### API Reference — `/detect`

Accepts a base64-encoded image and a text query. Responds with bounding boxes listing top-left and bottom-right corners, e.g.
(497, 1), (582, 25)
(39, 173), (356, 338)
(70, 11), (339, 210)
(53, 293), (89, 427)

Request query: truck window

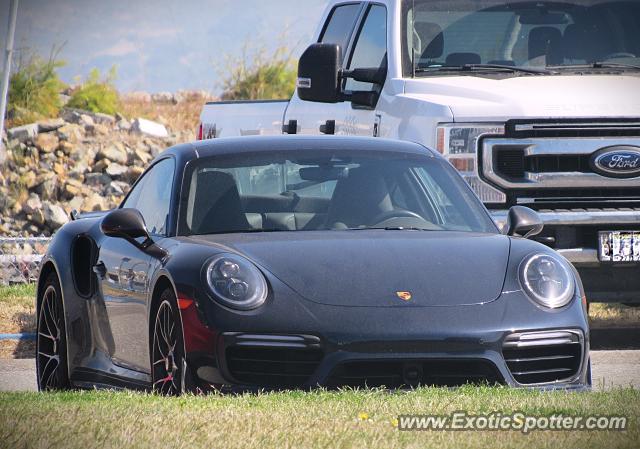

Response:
(319, 3), (362, 61)
(345, 4), (387, 92)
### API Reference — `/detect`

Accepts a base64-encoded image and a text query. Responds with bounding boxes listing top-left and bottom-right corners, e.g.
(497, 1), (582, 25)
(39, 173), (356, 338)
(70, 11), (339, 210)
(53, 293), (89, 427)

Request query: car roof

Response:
(160, 136), (438, 162)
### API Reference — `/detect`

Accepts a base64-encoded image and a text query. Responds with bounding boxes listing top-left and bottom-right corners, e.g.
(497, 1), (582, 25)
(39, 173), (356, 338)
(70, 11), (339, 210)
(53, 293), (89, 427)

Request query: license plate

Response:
(598, 231), (640, 262)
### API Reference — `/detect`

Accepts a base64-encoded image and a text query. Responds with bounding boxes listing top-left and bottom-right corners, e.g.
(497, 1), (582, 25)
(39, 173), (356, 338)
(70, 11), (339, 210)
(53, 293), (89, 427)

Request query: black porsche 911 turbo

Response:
(35, 136), (590, 394)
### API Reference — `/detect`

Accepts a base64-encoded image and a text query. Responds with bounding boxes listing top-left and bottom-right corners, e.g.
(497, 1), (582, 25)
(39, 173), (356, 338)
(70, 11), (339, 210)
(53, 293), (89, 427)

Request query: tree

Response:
(220, 44), (297, 101)
(67, 67), (120, 115)
(8, 50), (66, 125)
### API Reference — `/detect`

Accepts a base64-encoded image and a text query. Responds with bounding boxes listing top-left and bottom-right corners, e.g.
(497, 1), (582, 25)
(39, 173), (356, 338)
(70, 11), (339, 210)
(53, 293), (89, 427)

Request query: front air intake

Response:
(502, 330), (583, 385)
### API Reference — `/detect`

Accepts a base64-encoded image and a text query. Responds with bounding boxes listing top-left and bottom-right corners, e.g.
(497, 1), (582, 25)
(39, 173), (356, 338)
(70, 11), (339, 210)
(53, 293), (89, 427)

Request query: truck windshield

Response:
(180, 151), (497, 235)
(403, 0), (640, 75)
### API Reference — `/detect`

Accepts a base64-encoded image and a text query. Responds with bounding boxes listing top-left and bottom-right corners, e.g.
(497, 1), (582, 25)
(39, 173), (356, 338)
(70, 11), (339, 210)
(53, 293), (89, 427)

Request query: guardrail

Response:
(0, 237), (50, 285)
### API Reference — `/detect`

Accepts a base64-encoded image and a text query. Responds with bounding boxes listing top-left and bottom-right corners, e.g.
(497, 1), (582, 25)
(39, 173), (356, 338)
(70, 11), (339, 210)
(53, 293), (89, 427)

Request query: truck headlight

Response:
(436, 124), (504, 155)
(519, 253), (575, 309)
(436, 123), (506, 204)
(205, 254), (268, 310)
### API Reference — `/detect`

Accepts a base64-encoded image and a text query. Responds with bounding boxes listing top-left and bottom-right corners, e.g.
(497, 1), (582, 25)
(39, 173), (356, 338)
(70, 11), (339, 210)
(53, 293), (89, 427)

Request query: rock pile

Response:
(1, 107), (192, 236)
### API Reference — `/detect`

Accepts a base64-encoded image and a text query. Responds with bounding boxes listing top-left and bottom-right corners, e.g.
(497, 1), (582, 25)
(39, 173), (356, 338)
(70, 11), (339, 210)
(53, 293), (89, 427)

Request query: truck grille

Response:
(502, 331), (583, 385)
(482, 120), (640, 207)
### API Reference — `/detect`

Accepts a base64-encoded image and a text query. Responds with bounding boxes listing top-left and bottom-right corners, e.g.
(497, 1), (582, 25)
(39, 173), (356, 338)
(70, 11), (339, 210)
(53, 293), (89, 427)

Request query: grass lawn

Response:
(0, 387), (638, 449)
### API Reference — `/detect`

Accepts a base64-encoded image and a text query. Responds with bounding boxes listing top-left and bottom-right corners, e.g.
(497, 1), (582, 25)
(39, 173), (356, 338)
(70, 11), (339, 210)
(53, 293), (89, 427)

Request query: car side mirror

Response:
(101, 208), (151, 246)
(297, 43), (343, 103)
(506, 206), (544, 238)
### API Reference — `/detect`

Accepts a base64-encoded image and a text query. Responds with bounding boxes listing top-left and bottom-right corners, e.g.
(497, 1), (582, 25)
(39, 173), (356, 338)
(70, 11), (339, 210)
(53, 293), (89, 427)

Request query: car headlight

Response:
(518, 253), (575, 309)
(205, 254), (268, 310)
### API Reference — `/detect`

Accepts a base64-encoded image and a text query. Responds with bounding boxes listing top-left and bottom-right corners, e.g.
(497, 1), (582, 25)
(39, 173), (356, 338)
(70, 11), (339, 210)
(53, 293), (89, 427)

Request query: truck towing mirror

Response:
(297, 43), (343, 103)
(506, 206), (544, 238)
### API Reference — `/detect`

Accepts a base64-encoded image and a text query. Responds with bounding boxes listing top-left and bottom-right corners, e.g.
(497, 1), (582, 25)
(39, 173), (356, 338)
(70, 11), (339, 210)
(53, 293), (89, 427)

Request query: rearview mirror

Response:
(297, 43), (343, 103)
(101, 208), (151, 244)
(506, 206), (544, 238)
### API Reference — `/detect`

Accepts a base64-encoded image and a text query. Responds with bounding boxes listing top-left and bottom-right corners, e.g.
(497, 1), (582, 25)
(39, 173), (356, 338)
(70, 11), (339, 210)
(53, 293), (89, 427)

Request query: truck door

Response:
(285, 2), (370, 136)
(338, 3), (388, 137)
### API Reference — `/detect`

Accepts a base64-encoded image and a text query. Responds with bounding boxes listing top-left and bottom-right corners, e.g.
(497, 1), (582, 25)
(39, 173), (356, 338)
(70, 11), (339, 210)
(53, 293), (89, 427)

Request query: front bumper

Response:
(491, 208), (640, 303)
(184, 291), (590, 391)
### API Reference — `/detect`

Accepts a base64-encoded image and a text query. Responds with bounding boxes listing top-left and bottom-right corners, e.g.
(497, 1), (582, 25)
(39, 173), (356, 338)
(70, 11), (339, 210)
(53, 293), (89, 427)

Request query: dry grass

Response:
(0, 387), (638, 449)
(589, 303), (640, 329)
(119, 97), (205, 135)
(0, 284), (36, 358)
(0, 284), (36, 334)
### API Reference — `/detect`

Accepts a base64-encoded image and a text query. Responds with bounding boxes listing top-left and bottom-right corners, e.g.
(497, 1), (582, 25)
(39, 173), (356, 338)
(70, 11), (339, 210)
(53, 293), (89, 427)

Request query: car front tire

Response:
(151, 289), (186, 395)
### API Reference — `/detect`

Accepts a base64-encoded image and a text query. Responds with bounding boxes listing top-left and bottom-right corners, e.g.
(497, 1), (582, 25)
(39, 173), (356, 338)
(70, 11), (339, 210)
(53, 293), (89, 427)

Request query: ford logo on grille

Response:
(590, 146), (640, 178)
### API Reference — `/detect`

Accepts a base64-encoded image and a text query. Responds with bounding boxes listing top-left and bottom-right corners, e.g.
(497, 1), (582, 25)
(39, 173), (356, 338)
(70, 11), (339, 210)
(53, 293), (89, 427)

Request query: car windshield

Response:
(179, 151), (497, 235)
(403, 0), (640, 75)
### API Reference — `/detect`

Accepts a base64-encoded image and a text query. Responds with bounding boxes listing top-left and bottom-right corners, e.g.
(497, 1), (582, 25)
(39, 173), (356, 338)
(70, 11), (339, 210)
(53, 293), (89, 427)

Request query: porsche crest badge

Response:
(396, 291), (412, 301)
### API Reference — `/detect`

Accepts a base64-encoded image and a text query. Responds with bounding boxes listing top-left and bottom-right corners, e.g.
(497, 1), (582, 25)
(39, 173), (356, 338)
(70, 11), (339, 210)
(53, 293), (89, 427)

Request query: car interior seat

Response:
(192, 171), (250, 234)
(325, 166), (393, 229)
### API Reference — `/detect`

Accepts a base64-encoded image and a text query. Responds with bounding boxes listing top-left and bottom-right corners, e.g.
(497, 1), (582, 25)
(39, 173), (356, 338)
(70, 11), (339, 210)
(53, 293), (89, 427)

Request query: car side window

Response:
(345, 4), (387, 92)
(122, 158), (175, 236)
(319, 3), (362, 61)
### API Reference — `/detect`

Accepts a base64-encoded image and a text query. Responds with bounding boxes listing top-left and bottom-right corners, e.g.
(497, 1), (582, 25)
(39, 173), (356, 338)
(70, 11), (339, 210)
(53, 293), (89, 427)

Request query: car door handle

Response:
(93, 262), (107, 279)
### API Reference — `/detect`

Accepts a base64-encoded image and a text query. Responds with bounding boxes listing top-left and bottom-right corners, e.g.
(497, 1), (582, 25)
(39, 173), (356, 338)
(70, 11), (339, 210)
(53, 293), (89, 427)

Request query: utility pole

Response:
(0, 0), (19, 160)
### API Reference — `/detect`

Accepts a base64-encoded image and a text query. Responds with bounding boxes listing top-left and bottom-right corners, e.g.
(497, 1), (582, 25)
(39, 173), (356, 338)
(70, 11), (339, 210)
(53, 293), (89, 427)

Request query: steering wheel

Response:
(602, 52), (636, 60)
(370, 209), (425, 226)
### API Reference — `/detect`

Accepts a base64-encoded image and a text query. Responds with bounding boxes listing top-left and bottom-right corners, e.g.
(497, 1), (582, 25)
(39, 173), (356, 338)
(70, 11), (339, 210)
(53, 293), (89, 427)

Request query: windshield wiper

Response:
(547, 62), (640, 71)
(416, 64), (555, 75)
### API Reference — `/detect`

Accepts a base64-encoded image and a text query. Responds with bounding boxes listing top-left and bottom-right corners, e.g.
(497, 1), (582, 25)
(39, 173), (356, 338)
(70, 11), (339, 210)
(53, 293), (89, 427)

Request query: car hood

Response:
(403, 74), (640, 121)
(189, 231), (510, 307)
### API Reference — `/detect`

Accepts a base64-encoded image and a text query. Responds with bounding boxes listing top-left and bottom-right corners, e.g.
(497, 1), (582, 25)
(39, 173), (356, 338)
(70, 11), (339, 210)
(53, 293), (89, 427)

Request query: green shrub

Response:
(220, 45), (297, 100)
(8, 54), (66, 125)
(67, 67), (120, 115)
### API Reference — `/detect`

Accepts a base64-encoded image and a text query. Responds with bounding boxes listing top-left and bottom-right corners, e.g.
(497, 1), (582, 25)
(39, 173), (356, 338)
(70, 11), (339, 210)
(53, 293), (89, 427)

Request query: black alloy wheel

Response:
(151, 289), (185, 395)
(36, 273), (70, 390)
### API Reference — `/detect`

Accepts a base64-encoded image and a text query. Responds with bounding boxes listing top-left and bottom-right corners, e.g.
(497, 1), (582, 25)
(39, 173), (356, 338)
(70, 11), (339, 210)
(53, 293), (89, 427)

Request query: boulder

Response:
(87, 123), (110, 136)
(82, 192), (107, 211)
(37, 118), (66, 133)
(116, 119), (131, 131)
(22, 194), (42, 215)
(43, 202), (69, 229)
(57, 124), (84, 142)
(21, 171), (38, 189)
(85, 172), (112, 187)
(79, 114), (95, 127)
(92, 112), (116, 125)
(131, 118), (168, 138)
(106, 163), (127, 178)
(35, 133), (60, 153)
(107, 181), (130, 196)
(97, 143), (128, 164)
(126, 166), (145, 182)
(7, 123), (38, 143)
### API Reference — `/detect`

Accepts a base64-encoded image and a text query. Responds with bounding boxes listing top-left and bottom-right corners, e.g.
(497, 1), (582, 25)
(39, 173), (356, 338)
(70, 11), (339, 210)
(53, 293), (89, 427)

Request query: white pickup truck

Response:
(199, 0), (640, 304)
